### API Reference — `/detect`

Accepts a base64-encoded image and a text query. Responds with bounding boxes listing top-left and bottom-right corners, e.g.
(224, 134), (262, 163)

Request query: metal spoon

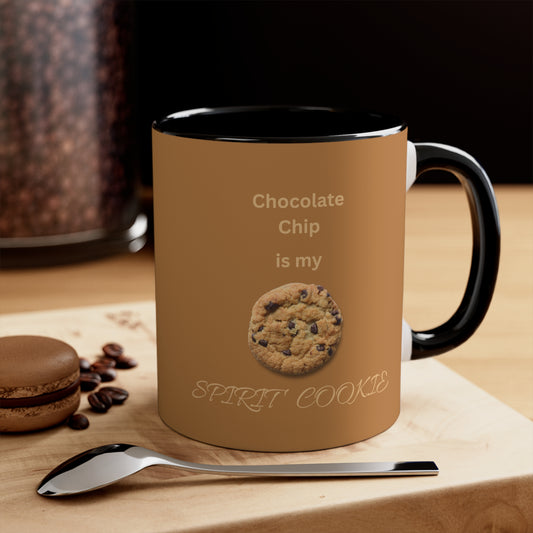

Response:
(37, 443), (438, 497)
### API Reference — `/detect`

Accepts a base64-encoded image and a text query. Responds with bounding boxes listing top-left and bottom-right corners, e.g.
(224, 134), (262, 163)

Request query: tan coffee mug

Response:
(152, 106), (500, 451)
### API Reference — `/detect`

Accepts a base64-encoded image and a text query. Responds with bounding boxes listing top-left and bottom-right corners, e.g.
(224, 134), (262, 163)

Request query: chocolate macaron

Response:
(0, 335), (80, 432)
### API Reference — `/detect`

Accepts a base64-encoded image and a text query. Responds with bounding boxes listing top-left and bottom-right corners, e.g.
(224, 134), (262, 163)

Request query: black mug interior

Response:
(153, 106), (406, 143)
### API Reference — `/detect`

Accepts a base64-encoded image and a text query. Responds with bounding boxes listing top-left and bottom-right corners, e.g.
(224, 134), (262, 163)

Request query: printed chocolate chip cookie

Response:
(248, 282), (342, 376)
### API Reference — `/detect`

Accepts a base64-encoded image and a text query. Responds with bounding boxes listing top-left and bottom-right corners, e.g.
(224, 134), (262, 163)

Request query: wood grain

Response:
(1, 184), (531, 419)
(0, 301), (532, 532)
(404, 185), (533, 419)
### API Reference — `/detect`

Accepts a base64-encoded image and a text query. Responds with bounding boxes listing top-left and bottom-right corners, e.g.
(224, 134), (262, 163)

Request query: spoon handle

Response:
(163, 458), (439, 477)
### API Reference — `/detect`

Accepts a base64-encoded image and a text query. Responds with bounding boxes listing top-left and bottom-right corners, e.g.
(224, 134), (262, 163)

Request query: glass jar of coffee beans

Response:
(0, 0), (146, 267)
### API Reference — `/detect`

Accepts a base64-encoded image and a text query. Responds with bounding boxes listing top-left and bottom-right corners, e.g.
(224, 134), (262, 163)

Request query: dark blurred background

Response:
(0, 0), (530, 266)
(132, 0), (532, 185)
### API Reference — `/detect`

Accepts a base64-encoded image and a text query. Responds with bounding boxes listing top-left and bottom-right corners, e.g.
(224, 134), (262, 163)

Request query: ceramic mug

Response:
(152, 106), (500, 451)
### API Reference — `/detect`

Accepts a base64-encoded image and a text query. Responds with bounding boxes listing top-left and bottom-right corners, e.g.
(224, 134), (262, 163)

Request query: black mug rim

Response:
(152, 105), (406, 143)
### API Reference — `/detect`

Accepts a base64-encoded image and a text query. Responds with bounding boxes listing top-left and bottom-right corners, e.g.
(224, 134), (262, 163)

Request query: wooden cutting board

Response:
(1, 301), (532, 532)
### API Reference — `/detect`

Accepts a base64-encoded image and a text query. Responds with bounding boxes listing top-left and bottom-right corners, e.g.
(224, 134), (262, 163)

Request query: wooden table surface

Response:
(1, 184), (532, 532)
(2, 184), (532, 419)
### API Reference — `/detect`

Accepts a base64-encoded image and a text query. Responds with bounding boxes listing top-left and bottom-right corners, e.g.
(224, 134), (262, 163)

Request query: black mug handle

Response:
(409, 143), (501, 359)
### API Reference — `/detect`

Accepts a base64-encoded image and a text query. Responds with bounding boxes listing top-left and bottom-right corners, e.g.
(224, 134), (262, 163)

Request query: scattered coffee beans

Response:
(98, 356), (117, 368)
(79, 357), (91, 372)
(115, 354), (138, 369)
(99, 386), (129, 405)
(90, 363), (117, 382)
(90, 361), (110, 372)
(70, 342), (135, 428)
(88, 391), (109, 413)
(96, 390), (113, 410)
(68, 413), (90, 430)
(100, 368), (117, 382)
(80, 372), (102, 392)
(102, 343), (124, 358)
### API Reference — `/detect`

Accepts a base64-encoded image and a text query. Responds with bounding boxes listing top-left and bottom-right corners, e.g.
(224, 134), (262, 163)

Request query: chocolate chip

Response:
(335, 317), (342, 325)
(310, 323), (318, 334)
(102, 342), (124, 358)
(316, 344), (325, 351)
(99, 386), (129, 404)
(317, 285), (324, 293)
(80, 372), (102, 391)
(300, 289), (308, 299)
(88, 391), (109, 413)
(115, 354), (138, 369)
(331, 309), (339, 316)
(259, 339), (268, 347)
(258, 326), (264, 332)
(288, 321), (295, 329)
(68, 413), (89, 430)
(282, 349), (292, 356)
(328, 347), (334, 356)
(251, 334), (257, 343)
(264, 301), (280, 313)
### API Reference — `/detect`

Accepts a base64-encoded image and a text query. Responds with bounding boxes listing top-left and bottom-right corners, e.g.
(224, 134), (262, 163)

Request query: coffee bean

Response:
(98, 367), (117, 382)
(97, 356), (117, 368)
(102, 342), (124, 358)
(68, 413), (90, 430)
(100, 386), (129, 404)
(96, 390), (113, 410)
(80, 372), (102, 391)
(91, 362), (117, 382)
(79, 357), (91, 372)
(90, 361), (106, 371)
(88, 392), (109, 413)
(115, 355), (138, 369)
